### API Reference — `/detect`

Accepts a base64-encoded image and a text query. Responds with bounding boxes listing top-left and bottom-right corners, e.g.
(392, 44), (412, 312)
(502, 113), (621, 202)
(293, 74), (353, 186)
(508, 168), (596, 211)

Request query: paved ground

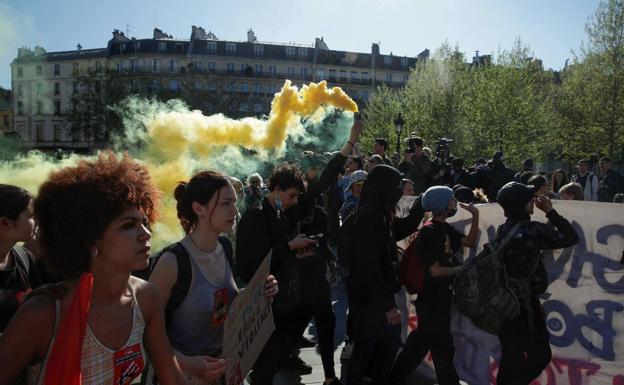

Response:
(245, 287), (439, 385)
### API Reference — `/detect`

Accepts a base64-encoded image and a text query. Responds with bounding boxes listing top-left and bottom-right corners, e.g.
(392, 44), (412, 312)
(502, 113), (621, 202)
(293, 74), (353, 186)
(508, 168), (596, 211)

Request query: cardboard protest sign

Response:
(223, 252), (274, 385)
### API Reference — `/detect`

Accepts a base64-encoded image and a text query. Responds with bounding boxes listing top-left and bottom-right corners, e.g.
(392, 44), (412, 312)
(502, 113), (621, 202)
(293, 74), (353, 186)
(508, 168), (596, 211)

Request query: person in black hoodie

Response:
(495, 182), (579, 385)
(237, 121), (363, 385)
(342, 165), (424, 385)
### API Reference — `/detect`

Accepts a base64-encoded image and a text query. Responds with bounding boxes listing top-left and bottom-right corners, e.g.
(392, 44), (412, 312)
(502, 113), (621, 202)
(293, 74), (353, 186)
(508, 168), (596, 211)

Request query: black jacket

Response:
(345, 166), (424, 313)
(235, 152), (348, 282)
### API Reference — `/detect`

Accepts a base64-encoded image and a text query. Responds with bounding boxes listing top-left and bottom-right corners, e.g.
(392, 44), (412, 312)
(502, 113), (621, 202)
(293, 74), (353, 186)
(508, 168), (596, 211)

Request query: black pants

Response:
(251, 304), (312, 384)
(347, 306), (401, 385)
(305, 276), (337, 379)
(497, 303), (552, 385)
(390, 300), (460, 385)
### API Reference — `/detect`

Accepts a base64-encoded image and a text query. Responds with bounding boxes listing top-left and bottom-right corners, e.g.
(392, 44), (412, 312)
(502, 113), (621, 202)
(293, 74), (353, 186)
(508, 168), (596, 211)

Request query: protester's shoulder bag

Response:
(398, 221), (433, 295)
(452, 221), (527, 335)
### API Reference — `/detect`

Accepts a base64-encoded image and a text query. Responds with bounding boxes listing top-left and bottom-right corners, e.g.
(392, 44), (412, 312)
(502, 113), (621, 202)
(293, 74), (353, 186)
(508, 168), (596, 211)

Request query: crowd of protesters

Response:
(0, 120), (622, 385)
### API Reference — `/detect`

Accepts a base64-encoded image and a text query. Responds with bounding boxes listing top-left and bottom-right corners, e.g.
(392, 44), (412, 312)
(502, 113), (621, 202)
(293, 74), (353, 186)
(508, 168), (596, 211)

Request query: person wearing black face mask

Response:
(342, 165), (425, 385)
(390, 186), (479, 385)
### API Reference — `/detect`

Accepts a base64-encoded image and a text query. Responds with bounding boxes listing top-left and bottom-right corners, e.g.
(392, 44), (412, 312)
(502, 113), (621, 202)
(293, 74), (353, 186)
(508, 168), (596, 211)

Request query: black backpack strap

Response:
(163, 242), (192, 330)
(218, 236), (234, 268)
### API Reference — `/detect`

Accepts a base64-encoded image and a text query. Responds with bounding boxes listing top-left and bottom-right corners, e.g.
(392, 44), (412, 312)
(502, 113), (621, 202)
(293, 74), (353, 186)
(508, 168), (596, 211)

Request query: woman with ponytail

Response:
(149, 171), (278, 384)
(0, 152), (189, 385)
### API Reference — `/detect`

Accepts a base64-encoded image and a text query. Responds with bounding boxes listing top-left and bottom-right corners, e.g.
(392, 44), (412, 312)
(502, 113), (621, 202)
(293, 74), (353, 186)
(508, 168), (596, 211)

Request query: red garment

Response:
(44, 273), (93, 385)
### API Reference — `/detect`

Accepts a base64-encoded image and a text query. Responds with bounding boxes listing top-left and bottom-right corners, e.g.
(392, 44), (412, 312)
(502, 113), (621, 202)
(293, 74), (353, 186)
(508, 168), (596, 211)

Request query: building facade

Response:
(11, 26), (428, 151)
(0, 88), (12, 136)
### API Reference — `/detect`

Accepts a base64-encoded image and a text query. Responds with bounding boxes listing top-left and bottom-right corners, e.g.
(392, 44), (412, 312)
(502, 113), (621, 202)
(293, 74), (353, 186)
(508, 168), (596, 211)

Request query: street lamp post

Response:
(394, 113), (405, 154)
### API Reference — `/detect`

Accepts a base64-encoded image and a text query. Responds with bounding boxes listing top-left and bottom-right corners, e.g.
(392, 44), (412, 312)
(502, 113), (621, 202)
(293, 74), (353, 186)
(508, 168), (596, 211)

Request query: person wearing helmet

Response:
(495, 182), (579, 385)
(390, 186), (479, 385)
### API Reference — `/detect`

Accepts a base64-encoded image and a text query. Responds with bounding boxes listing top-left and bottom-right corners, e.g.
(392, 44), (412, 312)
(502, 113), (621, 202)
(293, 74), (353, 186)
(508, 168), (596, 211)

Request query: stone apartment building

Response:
(11, 26), (428, 151)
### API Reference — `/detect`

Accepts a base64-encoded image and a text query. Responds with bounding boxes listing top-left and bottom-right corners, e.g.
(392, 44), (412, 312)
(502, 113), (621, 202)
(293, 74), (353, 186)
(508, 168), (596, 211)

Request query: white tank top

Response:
(27, 286), (146, 385)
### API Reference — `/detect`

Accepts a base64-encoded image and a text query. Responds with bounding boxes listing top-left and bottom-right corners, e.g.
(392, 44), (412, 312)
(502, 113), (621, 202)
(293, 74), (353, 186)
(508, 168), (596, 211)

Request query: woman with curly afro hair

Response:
(0, 152), (192, 385)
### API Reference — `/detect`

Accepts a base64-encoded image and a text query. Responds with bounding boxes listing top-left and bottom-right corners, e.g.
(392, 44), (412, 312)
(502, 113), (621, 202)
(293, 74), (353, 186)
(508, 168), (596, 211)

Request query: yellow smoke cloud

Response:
(0, 80), (357, 249)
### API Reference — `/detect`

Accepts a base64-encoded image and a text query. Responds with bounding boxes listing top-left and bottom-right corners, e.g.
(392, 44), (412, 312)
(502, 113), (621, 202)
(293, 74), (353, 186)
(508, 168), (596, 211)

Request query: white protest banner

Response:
(437, 201), (624, 385)
(223, 252), (274, 385)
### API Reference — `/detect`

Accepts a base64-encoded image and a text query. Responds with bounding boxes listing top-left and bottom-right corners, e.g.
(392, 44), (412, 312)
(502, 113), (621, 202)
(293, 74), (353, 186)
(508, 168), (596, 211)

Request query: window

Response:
(53, 82), (60, 95)
(36, 100), (43, 115)
(153, 59), (161, 72)
(340, 70), (347, 81)
(36, 83), (42, 96)
(254, 83), (263, 95)
(159, 42), (167, 52)
(207, 62), (216, 72)
(268, 84), (276, 94)
(254, 44), (264, 56)
(17, 67), (23, 78)
(300, 67), (308, 78)
(226, 82), (236, 92)
(17, 85), (23, 97)
(268, 65), (277, 76)
(286, 47), (296, 57)
(226, 43), (236, 55)
(316, 69), (326, 80)
(329, 69), (336, 80)
(175, 44), (183, 54)
(227, 63), (235, 74)
(54, 100), (61, 115)
(130, 79), (139, 91)
(54, 64), (60, 76)
(207, 82), (217, 91)
(168, 79), (180, 91)
(240, 82), (249, 93)
(255, 64), (263, 75)
(36, 124), (44, 141)
(254, 103), (264, 113)
(195, 81), (203, 90)
(287, 66), (295, 76)
(169, 59), (177, 73)
(3, 115), (9, 128)
(36, 65), (42, 76)
(401, 58), (409, 68)
(384, 56), (392, 66)
(117, 61), (123, 73)
(361, 72), (369, 81)
(54, 124), (61, 141)
(193, 61), (203, 71)
(150, 79), (161, 92)
(298, 48), (308, 57)
(385, 74), (392, 83)
(207, 42), (217, 54)
(131, 59), (137, 72)
(240, 63), (248, 73)
(351, 71), (358, 81)
(17, 101), (23, 115)
(239, 103), (249, 113)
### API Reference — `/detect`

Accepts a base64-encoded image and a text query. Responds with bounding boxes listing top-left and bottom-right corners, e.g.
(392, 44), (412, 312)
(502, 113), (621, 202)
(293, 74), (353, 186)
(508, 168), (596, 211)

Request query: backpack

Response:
(132, 236), (234, 330)
(452, 222), (526, 335)
(398, 221), (433, 295)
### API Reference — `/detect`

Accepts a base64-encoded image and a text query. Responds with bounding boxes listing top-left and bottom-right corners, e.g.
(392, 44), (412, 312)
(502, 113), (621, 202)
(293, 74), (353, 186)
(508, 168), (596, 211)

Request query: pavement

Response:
(244, 286), (440, 385)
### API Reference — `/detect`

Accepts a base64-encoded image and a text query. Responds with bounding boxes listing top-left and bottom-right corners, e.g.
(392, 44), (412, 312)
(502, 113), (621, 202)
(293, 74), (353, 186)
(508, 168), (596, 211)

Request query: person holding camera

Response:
(431, 138), (455, 187)
(398, 135), (434, 195)
(237, 120), (363, 385)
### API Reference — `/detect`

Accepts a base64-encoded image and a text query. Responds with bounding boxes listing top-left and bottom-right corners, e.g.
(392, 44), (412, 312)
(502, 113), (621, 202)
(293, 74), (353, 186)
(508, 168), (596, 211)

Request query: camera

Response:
(435, 138), (454, 158)
(404, 132), (421, 154)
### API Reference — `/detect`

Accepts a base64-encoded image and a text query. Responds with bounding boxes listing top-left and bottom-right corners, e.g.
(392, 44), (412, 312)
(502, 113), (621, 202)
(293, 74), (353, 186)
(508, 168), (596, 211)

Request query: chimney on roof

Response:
(247, 29), (257, 43)
(315, 37), (329, 50)
(371, 43), (380, 55)
(153, 28), (170, 39)
(191, 26), (207, 40)
(112, 29), (130, 42)
(33, 46), (46, 56)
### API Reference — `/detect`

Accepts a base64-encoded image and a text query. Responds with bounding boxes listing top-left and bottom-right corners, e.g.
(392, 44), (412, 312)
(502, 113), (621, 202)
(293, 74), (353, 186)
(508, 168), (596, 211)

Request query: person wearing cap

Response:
(390, 186), (479, 385)
(572, 159), (599, 201)
(339, 170), (367, 221)
(488, 151), (515, 202)
(343, 165), (425, 385)
(373, 138), (393, 166)
(494, 182), (578, 385)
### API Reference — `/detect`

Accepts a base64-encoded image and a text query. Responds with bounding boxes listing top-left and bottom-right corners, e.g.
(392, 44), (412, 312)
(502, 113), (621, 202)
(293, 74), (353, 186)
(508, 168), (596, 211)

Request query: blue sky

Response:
(0, 0), (600, 89)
